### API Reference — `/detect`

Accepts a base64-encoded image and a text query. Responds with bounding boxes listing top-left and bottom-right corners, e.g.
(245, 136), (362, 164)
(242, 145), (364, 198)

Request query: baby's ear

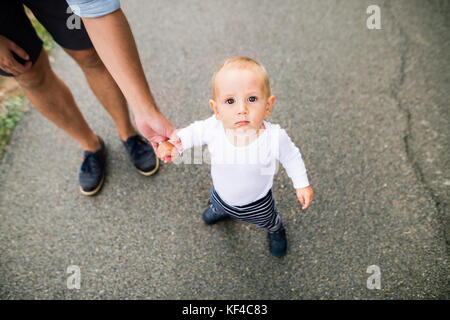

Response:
(209, 99), (220, 119)
(265, 95), (275, 117)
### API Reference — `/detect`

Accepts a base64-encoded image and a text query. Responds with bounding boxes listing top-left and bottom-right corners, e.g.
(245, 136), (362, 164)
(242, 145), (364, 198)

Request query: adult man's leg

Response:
(15, 48), (100, 152)
(1, 0), (107, 195)
(64, 47), (159, 176)
(63, 47), (135, 142)
(14, 48), (107, 195)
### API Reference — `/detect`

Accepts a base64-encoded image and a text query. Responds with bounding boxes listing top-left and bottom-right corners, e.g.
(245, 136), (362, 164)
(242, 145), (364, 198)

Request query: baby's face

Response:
(210, 67), (275, 132)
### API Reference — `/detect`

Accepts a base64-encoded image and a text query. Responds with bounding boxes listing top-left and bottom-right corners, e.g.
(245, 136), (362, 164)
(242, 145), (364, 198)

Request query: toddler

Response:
(158, 57), (314, 257)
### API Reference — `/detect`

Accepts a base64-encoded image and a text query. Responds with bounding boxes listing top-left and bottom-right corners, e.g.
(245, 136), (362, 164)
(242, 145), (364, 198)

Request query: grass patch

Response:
(30, 16), (54, 54)
(0, 94), (28, 158)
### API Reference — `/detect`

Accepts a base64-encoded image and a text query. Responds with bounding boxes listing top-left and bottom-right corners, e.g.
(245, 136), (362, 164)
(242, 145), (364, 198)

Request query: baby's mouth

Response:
(235, 120), (250, 127)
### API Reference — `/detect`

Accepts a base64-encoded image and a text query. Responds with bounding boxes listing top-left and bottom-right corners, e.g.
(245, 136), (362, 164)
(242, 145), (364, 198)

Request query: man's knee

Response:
(71, 48), (104, 70)
(15, 65), (51, 91)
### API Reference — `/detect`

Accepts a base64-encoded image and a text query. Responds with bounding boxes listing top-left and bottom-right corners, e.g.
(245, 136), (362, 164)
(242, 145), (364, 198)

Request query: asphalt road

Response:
(0, 0), (448, 299)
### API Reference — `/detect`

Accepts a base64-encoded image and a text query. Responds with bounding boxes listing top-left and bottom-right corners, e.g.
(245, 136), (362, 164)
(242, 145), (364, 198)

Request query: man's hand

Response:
(0, 35), (32, 76)
(296, 186), (314, 210)
(134, 109), (182, 159)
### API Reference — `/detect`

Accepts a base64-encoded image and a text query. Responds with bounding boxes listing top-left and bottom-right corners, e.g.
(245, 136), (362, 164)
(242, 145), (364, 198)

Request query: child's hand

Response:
(157, 141), (179, 163)
(296, 186), (314, 210)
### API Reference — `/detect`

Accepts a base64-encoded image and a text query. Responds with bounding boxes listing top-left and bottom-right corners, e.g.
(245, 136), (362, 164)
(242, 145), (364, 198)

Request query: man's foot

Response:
(268, 225), (287, 257)
(123, 134), (159, 176)
(79, 136), (106, 196)
(202, 206), (229, 225)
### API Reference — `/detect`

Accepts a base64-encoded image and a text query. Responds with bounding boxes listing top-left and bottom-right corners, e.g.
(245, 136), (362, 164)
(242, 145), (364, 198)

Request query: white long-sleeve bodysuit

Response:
(177, 116), (309, 206)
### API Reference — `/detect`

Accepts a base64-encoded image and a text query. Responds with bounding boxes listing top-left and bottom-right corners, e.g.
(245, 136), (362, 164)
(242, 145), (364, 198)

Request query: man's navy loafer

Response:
(123, 134), (159, 176)
(79, 137), (106, 196)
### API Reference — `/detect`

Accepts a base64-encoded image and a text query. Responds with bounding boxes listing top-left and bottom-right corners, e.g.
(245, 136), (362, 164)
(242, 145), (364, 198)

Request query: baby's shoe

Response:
(268, 225), (287, 257)
(202, 205), (229, 225)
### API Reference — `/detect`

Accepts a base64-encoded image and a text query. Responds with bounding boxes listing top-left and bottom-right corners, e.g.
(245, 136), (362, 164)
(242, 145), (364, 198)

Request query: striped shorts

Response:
(210, 187), (282, 232)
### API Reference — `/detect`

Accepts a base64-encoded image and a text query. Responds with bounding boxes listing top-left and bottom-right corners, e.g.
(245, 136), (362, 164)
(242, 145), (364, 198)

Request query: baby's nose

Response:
(237, 101), (249, 113)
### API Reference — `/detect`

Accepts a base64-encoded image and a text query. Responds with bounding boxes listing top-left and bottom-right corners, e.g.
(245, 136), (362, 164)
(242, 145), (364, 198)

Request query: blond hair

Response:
(212, 56), (271, 99)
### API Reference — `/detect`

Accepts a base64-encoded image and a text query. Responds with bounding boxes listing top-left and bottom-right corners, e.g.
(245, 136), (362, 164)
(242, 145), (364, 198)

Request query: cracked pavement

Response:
(0, 0), (448, 299)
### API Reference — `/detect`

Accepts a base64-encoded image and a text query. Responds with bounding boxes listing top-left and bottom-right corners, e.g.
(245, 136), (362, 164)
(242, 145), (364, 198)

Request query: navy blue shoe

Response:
(79, 137), (106, 196)
(268, 225), (287, 257)
(202, 206), (229, 225)
(123, 134), (159, 176)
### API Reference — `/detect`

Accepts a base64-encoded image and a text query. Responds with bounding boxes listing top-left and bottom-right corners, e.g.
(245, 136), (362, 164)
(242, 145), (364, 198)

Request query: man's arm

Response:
(66, 0), (180, 152)
(80, 9), (155, 117)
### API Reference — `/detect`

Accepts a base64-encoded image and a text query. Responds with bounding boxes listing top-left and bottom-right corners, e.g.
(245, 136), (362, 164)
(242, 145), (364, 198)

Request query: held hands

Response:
(134, 109), (182, 159)
(296, 186), (314, 210)
(157, 141), (180, 163)
(0, 35), (32, 76)
(156, 130), (182, 163)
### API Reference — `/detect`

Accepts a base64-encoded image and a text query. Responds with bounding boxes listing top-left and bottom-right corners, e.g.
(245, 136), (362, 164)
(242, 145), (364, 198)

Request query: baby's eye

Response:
(225, 98), (235, 104)
(248, 96), (257, 102)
